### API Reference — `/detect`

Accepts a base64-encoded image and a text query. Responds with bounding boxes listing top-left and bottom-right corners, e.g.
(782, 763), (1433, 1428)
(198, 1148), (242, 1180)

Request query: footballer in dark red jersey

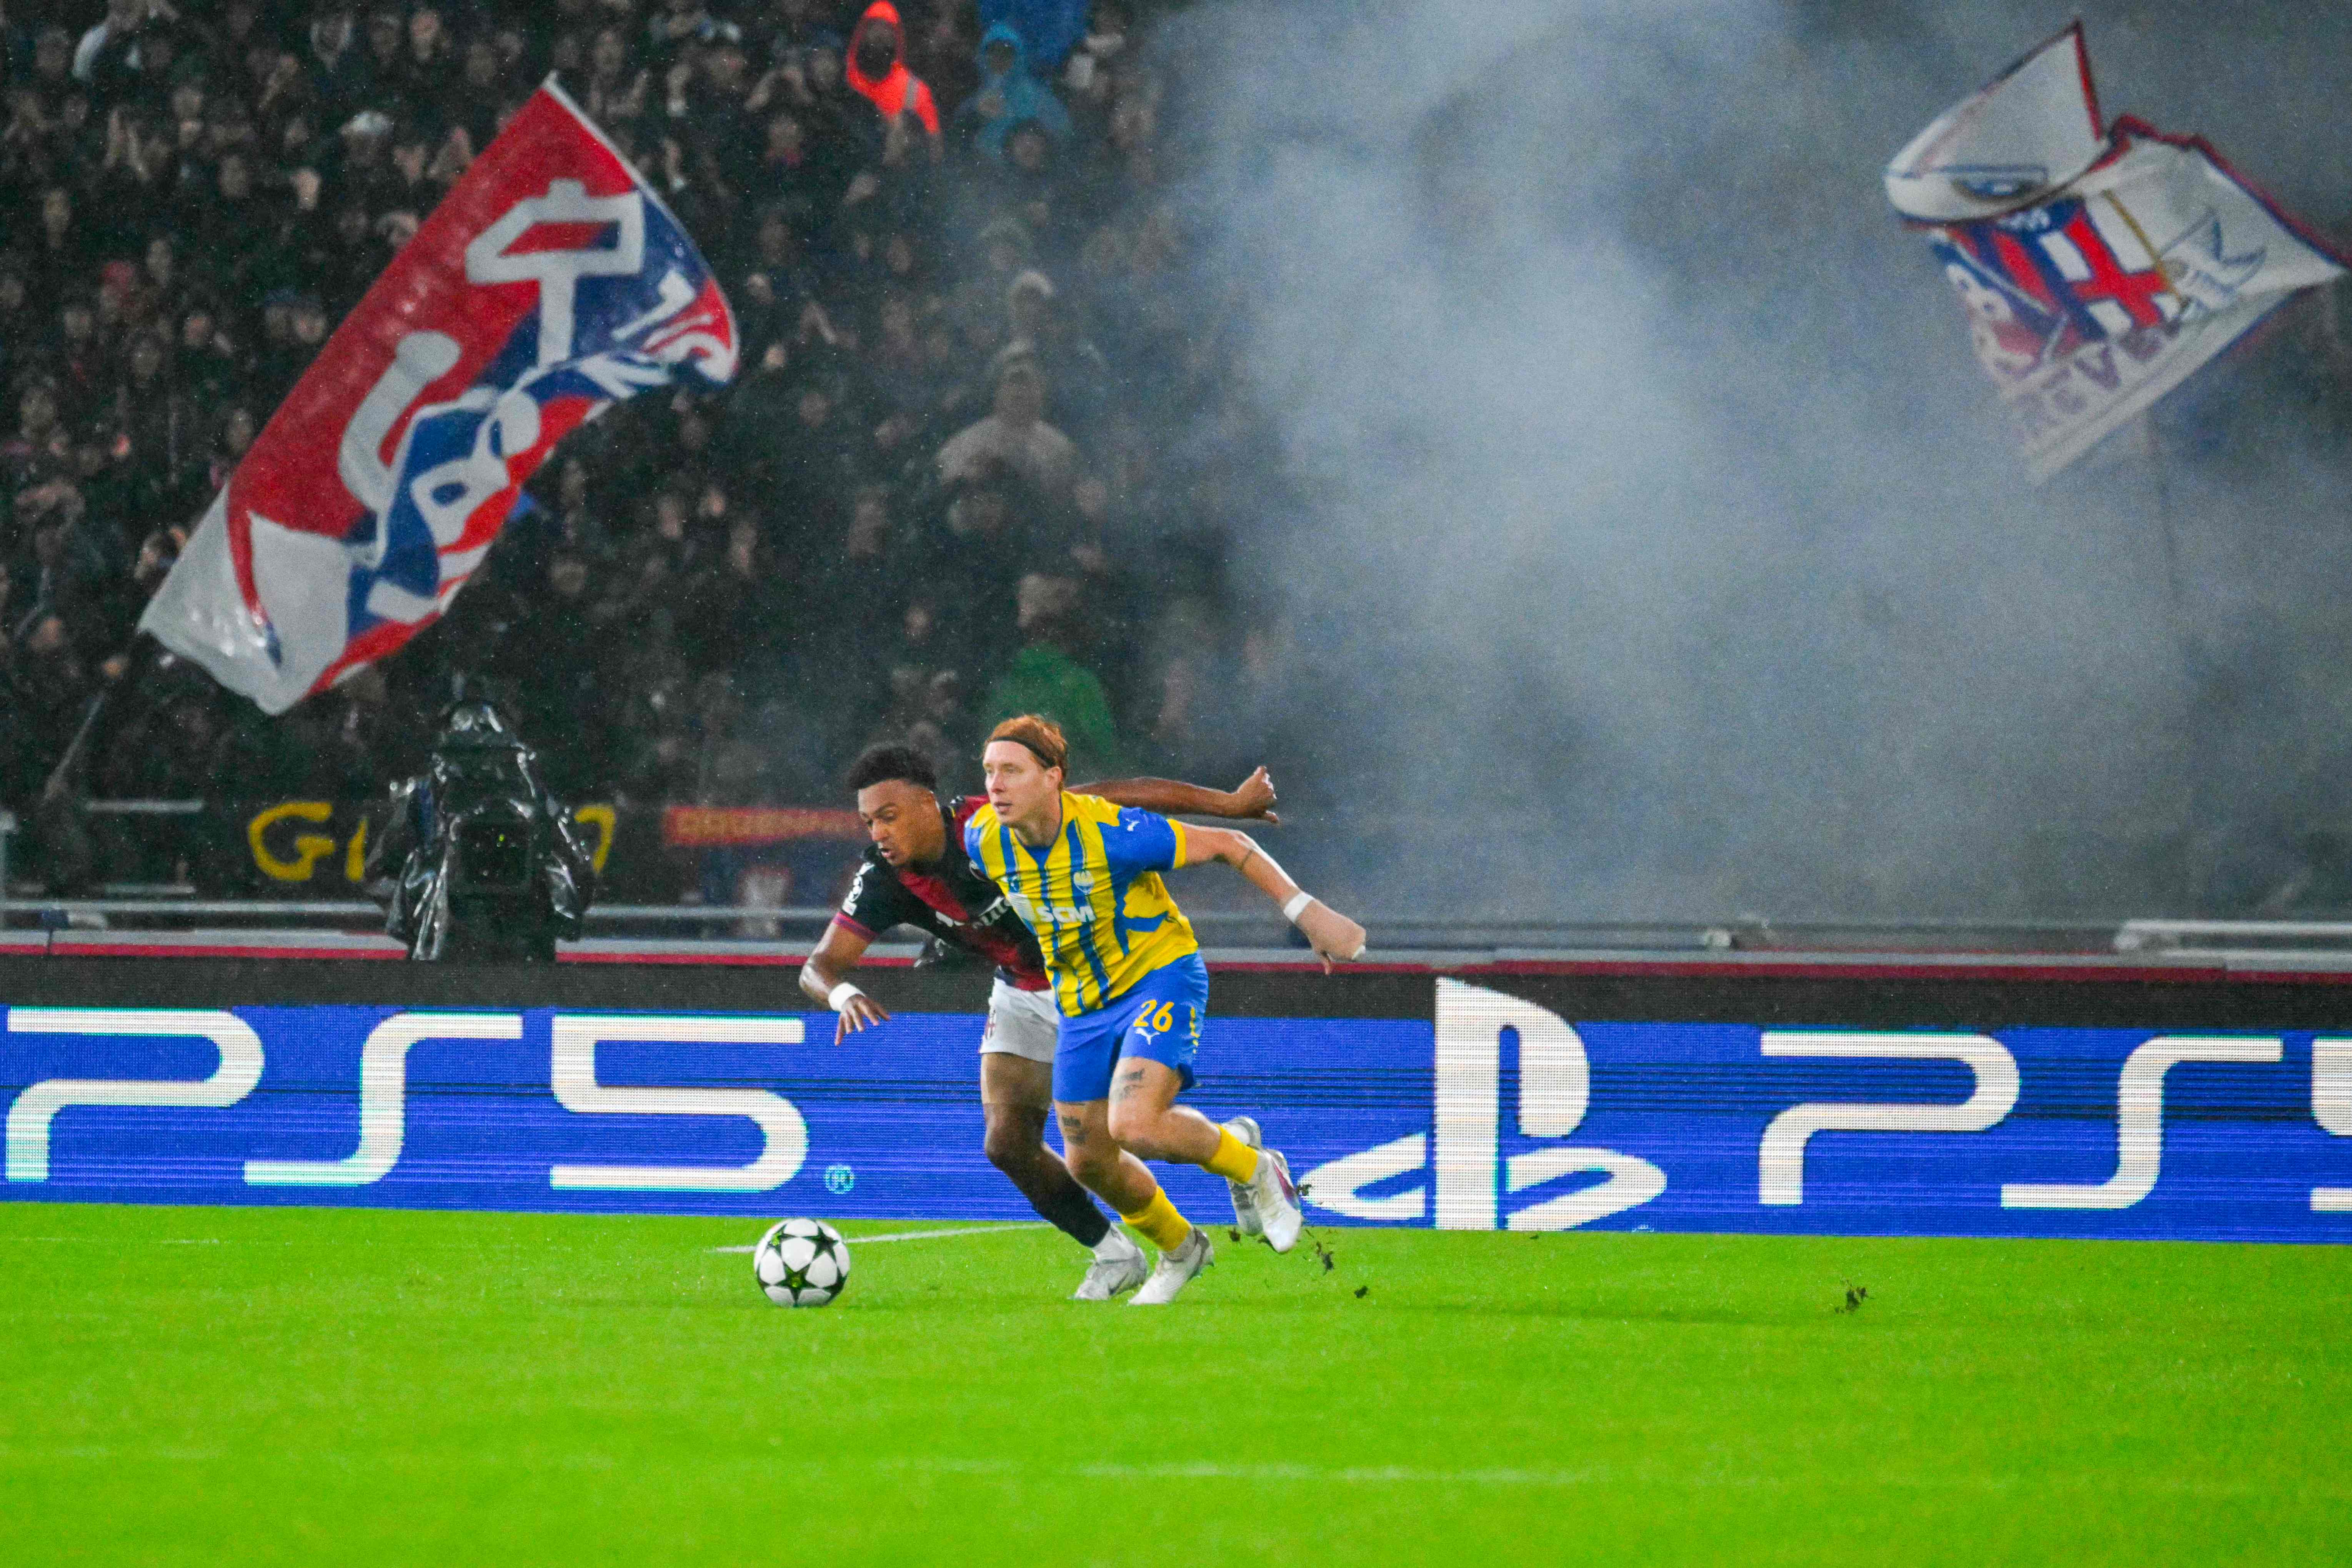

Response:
(800, 742), (1278, 1299)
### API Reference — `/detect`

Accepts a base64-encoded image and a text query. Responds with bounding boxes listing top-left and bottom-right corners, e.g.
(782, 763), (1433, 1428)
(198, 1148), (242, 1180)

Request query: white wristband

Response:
(1282, 891), (1315, 924)
(827, 981), (864, 1011)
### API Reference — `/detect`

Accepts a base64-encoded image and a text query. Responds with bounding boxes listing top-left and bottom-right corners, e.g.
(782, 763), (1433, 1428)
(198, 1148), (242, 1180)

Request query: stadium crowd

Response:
(0, 0), (1291, 885)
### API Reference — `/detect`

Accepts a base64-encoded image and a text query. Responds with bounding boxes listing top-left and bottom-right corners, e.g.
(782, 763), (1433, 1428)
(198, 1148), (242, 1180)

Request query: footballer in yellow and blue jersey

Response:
(973, 713), (1366, 1300)
(965, 789), (1213, 1101)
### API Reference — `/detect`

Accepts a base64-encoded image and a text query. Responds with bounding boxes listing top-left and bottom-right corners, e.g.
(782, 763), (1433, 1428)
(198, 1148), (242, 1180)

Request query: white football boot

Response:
(1249, 1147), (1305, 1253)
(1222, 1115), (1265, 1237)
(1072, 1227), (1149, 1301)
(1128, 1227), (1214, 1306)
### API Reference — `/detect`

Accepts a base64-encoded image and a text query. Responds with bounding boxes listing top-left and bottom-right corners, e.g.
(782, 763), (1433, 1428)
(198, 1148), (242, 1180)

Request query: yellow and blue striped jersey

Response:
(963, 791), (1200, 1015)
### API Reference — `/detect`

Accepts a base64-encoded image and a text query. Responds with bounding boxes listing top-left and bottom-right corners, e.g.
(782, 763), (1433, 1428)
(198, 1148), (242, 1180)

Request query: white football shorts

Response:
(978, 976), (1060, 1064)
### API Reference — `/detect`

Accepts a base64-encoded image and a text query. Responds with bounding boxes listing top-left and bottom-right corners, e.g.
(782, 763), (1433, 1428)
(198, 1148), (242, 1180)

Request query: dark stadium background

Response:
(1, 0), (2350, 937)
(2, 0), (1273, 928)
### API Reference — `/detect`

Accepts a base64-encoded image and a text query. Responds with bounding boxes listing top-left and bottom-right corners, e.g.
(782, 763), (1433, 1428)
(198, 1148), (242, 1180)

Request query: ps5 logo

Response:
(2, 1009), (807, 1194)
(1301, 979), (1666, 1231)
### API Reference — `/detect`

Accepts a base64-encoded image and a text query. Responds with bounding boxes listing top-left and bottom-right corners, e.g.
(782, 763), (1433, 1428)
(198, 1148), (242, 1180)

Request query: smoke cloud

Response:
(1151, 0), (2352, 922)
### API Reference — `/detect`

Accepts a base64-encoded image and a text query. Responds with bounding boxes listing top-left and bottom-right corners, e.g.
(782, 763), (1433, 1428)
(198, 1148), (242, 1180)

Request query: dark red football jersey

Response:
(832, 795), (1049, 989)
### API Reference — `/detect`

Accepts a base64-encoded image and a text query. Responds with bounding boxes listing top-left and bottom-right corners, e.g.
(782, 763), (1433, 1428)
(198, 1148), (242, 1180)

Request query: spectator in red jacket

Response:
(844, 1), (939, 144)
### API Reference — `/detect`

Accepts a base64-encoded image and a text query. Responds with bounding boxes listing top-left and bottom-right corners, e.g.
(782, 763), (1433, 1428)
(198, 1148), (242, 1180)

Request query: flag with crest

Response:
(1886, 24), (2346, 480)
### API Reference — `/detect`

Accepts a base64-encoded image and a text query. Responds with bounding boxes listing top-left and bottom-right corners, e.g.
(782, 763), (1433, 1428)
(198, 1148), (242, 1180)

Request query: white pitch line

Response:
(711, 1223), (1046, 1254)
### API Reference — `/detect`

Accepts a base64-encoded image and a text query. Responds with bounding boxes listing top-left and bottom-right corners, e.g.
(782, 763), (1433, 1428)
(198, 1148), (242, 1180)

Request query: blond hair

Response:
(988, 713), (1068, 772)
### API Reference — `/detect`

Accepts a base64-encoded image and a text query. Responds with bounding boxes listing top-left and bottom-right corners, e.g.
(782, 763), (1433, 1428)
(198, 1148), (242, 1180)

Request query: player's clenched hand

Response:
(833, 992), (892, 1045)
(1226, 766), (1281, 825)
(1298, 903), (1367, 973)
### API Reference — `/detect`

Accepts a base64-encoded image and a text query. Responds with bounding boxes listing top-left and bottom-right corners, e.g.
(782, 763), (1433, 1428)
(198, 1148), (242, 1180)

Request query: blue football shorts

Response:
(1051, 953), (1210, 1103)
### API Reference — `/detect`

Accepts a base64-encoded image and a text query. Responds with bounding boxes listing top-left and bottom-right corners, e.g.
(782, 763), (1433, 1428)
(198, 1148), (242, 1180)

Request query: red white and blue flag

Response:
(1886, 25), (2346, 480)
(143, 82), (737, 712)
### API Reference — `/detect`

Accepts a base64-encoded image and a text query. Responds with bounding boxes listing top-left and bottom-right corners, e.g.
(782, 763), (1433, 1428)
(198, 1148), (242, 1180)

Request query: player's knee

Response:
(1105, 1100), (1164, 1156)
(1062, 1137), (1119, 1188)
(982, 1112), (1043, 1176)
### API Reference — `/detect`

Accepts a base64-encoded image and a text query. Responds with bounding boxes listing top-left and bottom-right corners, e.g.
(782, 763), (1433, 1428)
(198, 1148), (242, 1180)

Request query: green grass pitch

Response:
(3, 1202), (2345, 1566)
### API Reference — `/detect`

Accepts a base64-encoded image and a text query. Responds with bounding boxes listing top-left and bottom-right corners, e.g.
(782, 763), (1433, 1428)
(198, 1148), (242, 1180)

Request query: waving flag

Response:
(143, 81), (736, 712)
(1886, 25), (2347, 481)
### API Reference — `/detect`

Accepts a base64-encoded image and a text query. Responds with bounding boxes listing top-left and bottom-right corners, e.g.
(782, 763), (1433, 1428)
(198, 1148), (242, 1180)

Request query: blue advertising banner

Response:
(5, 978), (2349, 1241)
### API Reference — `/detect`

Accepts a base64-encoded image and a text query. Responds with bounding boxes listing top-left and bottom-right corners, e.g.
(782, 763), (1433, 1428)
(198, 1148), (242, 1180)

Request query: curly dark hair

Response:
(845, 741), (938, 795)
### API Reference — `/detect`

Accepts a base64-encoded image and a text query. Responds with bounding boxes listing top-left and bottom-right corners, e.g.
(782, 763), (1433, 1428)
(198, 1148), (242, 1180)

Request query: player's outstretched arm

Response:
(799, 921), (892, 1045)
(1179, 823), (1367, 973)
(1082, 767), (1281, 824)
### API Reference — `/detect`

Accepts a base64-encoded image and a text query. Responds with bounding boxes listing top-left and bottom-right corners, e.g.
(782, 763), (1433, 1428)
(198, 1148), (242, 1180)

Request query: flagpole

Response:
(24, 630), (180, 896)
(2131, 410), (2207, 913)
(2136, 414), (2189, 634)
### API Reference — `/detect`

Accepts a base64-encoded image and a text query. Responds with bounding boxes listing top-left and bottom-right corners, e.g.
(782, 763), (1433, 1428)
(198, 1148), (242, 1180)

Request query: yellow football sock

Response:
(1118, 1186), (1194, 1251)
(1204, 1126), (1261, 1184)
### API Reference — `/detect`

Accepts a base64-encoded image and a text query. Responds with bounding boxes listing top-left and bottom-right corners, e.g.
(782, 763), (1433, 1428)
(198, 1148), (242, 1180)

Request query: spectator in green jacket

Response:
(984, 571), (1123, 778)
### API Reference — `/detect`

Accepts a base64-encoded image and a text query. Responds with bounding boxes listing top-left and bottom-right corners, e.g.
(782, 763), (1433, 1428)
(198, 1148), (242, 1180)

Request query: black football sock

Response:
(1015, 1155), (1113, 1248)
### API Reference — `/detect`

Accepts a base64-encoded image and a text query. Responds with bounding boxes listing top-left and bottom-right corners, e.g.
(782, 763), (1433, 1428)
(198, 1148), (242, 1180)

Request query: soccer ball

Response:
(753, 1218), (851, 1307)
